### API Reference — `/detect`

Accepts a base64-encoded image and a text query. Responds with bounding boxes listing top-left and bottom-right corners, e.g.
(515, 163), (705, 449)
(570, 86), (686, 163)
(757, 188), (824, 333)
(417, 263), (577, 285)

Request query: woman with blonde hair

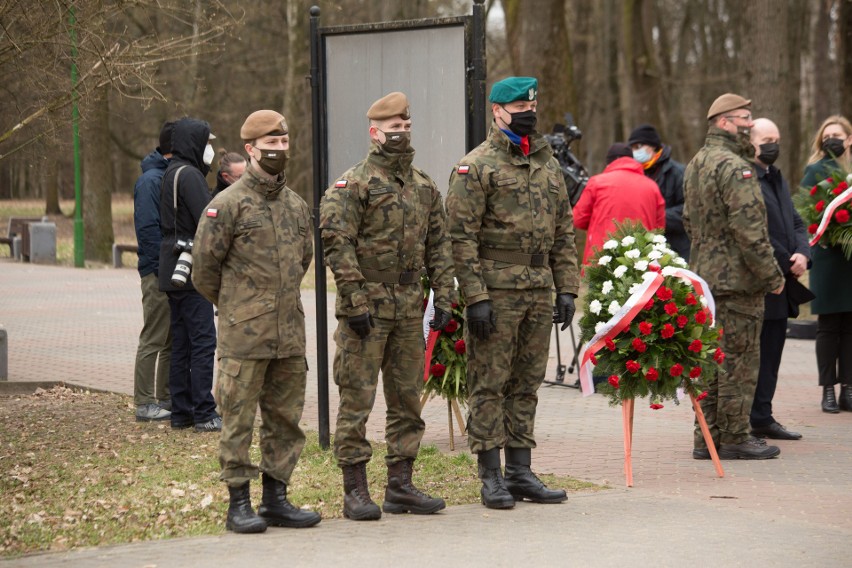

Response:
(801, 115), (852, 413)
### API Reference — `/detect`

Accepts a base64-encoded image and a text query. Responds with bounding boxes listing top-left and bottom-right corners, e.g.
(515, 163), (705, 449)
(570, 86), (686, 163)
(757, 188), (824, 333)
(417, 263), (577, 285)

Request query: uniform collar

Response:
(367, 142), (415, 174)
(241, 163), (286, 198)
(487, 121), (552, 160)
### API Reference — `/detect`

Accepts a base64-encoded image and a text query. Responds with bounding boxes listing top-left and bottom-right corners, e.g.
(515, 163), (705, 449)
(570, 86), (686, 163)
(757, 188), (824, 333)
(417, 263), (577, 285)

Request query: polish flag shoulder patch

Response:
(457, 165), (470, 174)
(206, 208), (218, 218)
(335, 179), (348, 188)
(741, 169), (752, 179)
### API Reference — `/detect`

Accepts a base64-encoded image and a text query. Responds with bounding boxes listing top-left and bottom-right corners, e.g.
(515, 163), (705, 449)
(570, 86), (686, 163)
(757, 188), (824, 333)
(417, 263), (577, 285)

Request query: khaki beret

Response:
(240, 110), (288, 141)
(707, 93), (751, 120)
(367, 92), (410, 121)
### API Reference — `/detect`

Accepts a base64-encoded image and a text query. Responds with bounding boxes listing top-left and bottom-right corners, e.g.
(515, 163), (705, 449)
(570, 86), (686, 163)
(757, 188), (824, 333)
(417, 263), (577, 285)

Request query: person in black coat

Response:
(159, 117), (220, 432)
(628, 124), (690, 260)
(748, 118), (811, 440)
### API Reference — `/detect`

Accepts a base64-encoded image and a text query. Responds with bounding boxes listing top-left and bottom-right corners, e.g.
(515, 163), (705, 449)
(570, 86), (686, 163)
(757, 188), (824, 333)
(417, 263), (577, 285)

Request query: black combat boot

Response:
(257, 473), (321, 528)
(382, 459), (446, 515)
(822, 385), (840, 413)
(226, 482), (267, 534)
(839, 385), (852, 412)
(341, 462), (382, 521)
(477, 448), (515, 509)
(503, 447), (567, 504)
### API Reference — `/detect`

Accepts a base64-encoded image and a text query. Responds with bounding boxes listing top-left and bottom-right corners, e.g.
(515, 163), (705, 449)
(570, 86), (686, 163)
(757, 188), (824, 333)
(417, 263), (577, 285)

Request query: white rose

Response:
(674, 257), (688, 267)
(595, 321), (606, 333)
(601, 280), (613, 295)
(598, 255), (613, 266)
(603, 240), (619, 250)
(624, 249), (641, 259)
(653, 234), (667, 244)
(661, 266), (678, 277)
(647, 250), (663, 260)
(700, 296), (708, 307)
(589, 299), (602, 315)
(608, 301), (621, 315)
(621, 236), (636, 246)
(628, 283), (640, 294)
(634, 260), (649, 271)
(613, 265), (628, 278)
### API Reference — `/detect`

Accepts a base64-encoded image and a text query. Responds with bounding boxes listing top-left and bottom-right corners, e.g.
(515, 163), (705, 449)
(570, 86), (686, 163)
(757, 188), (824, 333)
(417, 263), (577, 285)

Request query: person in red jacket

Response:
(573, 143), (666, 265)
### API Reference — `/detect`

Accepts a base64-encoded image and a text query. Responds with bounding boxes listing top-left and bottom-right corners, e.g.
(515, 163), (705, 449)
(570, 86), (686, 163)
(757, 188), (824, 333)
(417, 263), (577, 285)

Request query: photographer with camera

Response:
(159, 116), (220, 433)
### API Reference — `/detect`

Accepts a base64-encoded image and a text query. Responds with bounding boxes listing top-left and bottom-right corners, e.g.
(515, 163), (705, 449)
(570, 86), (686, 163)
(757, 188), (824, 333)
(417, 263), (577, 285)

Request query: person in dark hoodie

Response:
(628, 124), (690, 260)
(159, 117), (220, 433)
(132, 121), (174, 423)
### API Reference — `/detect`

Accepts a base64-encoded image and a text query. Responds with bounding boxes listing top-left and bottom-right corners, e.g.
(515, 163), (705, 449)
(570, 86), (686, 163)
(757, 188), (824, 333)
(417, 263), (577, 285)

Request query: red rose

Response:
(808, 223), (818, 234)
(810, 185), (818, 196)
(836, 209), (851, 224)
(626, 360), (641, 374)
(454, 339), (466, 354)
(452, 302), (459, 308)
(685, 293), (698, 306)
(827, 178), (835, 184)
(816, 200), (826, 213)
(608, 375), (620, 388)
(695, 310), (707, 324)
(661, 323), (675, 339)
(696, 391), (708, 401)
(644, 298), (655, 310)
(632, 338), (647, 353)
(689, 366), (702, 379)
(664, 302), (678, 315)
(656, 286), (673, 301)
(676, 315), (688, 328)
(444, 319), (459, 333)
(646, 367), (659, 381)
(648, 264), (661, 272)
(605, 337), (616, 351)
(718, 327), (724, 338)
(591, 353), (598, 365)
(430, 363), (446, 377)
(669, 363), (684, 377)
(713, 347), (725, 364)
(688, 339), (703, 353)
(650, 403), (664, 410)
(639, 321), (653, 335)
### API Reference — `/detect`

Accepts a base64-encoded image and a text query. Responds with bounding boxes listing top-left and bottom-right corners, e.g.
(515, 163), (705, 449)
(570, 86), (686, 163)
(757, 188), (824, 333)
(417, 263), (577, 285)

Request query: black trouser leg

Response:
(751, 319), (786, 428)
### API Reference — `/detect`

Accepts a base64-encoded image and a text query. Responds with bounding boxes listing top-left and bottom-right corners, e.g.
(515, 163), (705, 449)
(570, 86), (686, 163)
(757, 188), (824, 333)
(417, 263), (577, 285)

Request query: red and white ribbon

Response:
(809, 186), (852, 247)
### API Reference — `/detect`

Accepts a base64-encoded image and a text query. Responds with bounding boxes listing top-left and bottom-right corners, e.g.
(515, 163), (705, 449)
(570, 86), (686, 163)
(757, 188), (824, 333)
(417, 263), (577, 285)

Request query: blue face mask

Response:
(633, 148), (653, 164)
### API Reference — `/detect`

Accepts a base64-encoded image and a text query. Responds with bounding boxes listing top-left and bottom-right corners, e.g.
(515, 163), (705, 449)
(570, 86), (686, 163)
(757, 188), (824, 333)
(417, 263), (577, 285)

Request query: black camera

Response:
(171, 238), (194, 287)
(544, 113), (590, 207)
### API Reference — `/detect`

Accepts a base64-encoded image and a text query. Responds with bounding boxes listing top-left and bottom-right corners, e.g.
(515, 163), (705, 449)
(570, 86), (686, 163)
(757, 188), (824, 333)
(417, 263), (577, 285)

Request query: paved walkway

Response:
(1, 261), (850, 567)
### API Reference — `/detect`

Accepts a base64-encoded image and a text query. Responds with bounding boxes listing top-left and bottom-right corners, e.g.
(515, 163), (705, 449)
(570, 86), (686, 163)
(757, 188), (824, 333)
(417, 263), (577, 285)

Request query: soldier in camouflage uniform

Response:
(683, 94), (785, 461)
(193, 110), (321, 534)
(445, 77), (580, 509)
(320, 92), (456, 521)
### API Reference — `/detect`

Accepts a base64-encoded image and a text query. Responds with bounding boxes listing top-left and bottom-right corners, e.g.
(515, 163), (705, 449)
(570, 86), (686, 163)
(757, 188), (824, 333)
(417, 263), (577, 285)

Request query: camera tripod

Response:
(544, 322), (582, 389)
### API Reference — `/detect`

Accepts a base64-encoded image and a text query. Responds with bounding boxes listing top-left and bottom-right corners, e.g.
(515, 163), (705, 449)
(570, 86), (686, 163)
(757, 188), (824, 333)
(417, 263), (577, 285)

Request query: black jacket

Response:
(757, 164), (811, 319)
(134, 151), (169, 277)
(646, 145), (690, 260)
(159, 117), (212, 292)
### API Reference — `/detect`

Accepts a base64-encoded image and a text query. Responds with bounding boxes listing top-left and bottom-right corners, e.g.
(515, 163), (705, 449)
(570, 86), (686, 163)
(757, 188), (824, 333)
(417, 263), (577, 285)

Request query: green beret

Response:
(367, 92), (411, 121)
(489, 77), (538, 104)
(240, 110), (288, 142)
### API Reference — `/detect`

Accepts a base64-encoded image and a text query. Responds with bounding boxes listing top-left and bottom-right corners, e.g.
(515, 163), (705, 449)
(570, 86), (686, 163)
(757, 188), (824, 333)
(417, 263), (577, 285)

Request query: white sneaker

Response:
(136, 403), (171, 422)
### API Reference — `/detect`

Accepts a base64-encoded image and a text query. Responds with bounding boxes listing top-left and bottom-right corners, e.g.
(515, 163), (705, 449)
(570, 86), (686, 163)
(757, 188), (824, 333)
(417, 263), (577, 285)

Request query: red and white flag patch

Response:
(335, 179), (348, 188)
(457, 165), (470, 174)
(742, 169), (752, 179)
(206, 208), (218, 218)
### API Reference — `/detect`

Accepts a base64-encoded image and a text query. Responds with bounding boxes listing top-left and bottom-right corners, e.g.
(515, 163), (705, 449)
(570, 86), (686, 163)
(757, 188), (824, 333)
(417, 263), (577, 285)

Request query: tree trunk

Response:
(620, 0), (663, 135)
(840, 0), (852, 116)
(82, 86), (114, 263)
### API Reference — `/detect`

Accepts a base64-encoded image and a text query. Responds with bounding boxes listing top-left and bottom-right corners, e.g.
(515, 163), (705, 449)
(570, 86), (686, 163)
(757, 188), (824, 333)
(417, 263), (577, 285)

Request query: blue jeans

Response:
(167, 290), (217, 425)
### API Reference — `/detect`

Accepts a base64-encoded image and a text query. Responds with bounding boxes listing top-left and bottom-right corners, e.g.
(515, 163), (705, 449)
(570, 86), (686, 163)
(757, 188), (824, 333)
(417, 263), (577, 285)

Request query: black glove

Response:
(553, 293), (576, 331)
(348, 312), (374, 339)
(467, 300), (497, 340)
(429, 307), (453, 331)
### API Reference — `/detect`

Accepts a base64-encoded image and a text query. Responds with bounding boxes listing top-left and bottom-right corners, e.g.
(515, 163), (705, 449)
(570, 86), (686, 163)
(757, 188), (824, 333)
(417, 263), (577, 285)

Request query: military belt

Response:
(479, 247), (549, 267)
(362, 268), (425, 285)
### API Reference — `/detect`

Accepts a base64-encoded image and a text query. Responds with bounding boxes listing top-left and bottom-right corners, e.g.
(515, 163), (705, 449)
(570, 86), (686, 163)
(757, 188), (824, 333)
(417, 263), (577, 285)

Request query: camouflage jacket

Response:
(319, 142), (456, 320)
(683, 126), (783, 300)
(191, 164), (313, 359)
(445, 122), (580, 304)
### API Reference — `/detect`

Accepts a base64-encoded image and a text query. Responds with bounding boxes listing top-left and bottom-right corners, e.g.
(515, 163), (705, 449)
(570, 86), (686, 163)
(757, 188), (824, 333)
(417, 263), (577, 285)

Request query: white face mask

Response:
(633, 147), (653, 164)
(203, 143), (215, 166)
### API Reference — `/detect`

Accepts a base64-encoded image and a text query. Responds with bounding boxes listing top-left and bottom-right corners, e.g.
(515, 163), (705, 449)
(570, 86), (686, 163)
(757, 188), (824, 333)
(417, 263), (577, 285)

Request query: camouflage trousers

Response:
(216, 356), (307, 487)
(332, 316), (425, 467)
(694, 294), (763, 448)
(466, 288), (552, 454)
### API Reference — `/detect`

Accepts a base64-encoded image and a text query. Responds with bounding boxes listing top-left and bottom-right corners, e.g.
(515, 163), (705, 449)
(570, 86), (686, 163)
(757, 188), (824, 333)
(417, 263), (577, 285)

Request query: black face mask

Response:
(504, 108), (537, 137)
(823, 138), (846, 159)
(254, 147), (288, 176)
(758, 142), (780, 166)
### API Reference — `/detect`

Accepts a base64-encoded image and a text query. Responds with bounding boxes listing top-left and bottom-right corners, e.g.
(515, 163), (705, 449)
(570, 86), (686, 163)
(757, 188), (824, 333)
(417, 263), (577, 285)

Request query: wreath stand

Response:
(421, 393), (466, 451)
(621, 392), (724, 487)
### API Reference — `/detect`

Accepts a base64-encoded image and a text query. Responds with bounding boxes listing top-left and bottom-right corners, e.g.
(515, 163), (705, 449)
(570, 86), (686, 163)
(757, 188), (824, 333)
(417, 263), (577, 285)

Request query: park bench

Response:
(0, 217), (44, 259)
(112, 243), (138, 268)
